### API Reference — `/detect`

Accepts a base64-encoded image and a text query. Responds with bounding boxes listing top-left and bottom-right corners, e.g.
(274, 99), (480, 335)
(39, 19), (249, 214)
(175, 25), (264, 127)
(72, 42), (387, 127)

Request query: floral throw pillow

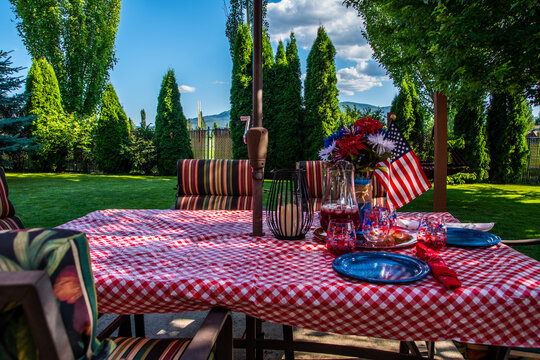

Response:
(0, 228), (115, 360)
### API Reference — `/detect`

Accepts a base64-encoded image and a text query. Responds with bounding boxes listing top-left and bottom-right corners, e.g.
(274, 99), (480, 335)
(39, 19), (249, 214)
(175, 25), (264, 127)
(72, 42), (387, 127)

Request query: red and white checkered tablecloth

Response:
(58, 209), (540, 348)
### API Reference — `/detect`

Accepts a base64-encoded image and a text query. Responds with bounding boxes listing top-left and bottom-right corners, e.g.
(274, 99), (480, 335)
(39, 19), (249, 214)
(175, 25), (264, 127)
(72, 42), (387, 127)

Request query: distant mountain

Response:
(339, 101), (391, 114)
(187, 102), (391, 129)
(188, 110), (230, 129)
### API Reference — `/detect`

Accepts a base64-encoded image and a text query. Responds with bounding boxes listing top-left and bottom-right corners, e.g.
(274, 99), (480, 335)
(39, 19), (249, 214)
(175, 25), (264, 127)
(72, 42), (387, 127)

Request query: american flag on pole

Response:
(374, 121), (431, 209)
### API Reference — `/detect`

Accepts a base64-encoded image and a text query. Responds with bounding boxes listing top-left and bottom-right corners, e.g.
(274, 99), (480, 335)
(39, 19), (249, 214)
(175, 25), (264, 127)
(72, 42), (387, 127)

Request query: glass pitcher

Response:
(320, 161), (360, 232)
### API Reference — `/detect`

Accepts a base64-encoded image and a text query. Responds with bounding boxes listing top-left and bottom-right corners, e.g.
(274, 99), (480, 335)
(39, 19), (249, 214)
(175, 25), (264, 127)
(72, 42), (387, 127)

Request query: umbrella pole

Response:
(250, 0), (265, 236)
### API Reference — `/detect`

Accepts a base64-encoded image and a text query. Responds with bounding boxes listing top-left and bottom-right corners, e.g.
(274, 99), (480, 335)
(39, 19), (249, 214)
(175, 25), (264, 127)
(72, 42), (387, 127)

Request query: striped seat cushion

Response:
(176, 194), (252, 210)
(0, 168), (22, 229)
(0, 216), (23, 230)
(110, 337), (193, 360)
(296, 161), (325, 211)
(176, 159), (252, 210)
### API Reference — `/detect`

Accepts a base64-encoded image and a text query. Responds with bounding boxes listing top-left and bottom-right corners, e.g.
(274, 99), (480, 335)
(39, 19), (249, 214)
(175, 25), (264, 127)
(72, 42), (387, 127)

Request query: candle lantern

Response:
(266, 169), (313, 240)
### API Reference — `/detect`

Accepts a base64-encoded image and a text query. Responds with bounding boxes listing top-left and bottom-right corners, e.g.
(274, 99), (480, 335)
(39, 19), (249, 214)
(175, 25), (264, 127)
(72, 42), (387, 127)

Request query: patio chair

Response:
(174, 159), (253, 210)
(0, 167), (24, 230)
(0, 228), (233, 360)
(296, 161), (325, 211)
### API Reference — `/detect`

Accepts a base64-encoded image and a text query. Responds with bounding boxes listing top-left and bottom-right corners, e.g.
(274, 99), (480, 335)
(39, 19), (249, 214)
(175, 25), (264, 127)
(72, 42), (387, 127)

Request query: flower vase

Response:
(354, 171), (373, 234)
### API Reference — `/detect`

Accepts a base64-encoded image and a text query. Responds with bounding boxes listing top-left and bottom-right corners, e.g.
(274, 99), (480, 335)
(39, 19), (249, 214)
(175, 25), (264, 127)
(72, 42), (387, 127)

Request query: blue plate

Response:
(446, 228), (501, 248)
(332, 252), (430, 284)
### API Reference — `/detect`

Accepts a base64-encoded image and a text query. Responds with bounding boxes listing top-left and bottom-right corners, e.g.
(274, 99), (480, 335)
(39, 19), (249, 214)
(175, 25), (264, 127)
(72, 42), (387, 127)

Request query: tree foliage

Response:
(25, 58), (71, 171)
(10, 0), (122, 114)
(154, 70), (193, 175)
(453, 96), (489, 181)
(95, 84), (130, 173)
(390, 75), (425, 141)
(224, 0), (268, 58)
(486, 91), (530, 183)
(0, 50), (35, 162)
(229, 24), (252, 159)
(303, 26), (340, 160)
(343, 0), (540, 105)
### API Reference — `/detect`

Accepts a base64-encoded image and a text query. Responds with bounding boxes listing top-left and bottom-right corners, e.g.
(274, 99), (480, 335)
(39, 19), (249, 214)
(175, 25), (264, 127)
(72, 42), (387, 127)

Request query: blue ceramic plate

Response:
(332, 252), (430, 284)
(446, 228), (501, 248)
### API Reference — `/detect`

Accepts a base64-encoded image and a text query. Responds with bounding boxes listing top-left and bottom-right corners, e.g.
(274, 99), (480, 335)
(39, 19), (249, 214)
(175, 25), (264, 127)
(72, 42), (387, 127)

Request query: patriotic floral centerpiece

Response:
(319, 117), (395, 174)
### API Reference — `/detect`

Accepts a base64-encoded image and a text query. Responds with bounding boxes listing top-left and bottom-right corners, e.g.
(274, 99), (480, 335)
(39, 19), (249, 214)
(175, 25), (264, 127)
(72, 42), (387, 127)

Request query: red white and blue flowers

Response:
(319, 117), (395, 173)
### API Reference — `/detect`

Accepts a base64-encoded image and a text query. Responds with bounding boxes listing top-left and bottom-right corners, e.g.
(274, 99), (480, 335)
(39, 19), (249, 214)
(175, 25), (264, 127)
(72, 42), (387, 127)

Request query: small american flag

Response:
(374, 121), (431, 209)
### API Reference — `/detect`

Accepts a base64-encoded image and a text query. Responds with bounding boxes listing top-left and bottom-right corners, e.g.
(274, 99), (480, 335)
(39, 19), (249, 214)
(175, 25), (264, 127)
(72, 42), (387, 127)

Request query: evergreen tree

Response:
(95, 84), (130, 173)
(390, 76), (414, 140)
(25, 58), (70, 171)
(261, 31), (276, 174)
(155, 70), (193, 175)
(454, 96), (489, 181)
(0, 50), (35, 165)
(224, 0), (268, 59)
(409, 81), (425, 141)
(285, 32), (304, 161)
(230, 24), (253, 159)
(303, 26), (340, 160)
(140, 109), (146, 128)
(486, 91), (529, 183)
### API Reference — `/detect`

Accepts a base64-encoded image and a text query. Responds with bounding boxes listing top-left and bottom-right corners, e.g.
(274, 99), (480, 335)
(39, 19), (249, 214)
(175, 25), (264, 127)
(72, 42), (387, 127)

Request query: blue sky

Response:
(2, 0), (537, 125)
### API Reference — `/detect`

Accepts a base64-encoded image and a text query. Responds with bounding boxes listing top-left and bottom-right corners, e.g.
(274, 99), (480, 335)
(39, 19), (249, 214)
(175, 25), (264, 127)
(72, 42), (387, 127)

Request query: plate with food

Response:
(312, 227), (416, 249)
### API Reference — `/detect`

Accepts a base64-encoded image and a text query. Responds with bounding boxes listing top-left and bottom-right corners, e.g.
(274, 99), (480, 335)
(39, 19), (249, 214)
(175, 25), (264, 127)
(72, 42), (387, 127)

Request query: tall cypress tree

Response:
(95, 84), (130, 173)
(261, 31), (277, 174)
(303, 26), (340, 160)
(285, 33), (304, 162)
(0, 50), (35, 164)
(409, 81), (425, 141)
(155, 69), (193, 175)
(454, 96), (489, 181)
(230, 24), (253, 159)
(486, 91), (529, 183)
(390, 75), (414, 140)
(25, 58), (70, 171)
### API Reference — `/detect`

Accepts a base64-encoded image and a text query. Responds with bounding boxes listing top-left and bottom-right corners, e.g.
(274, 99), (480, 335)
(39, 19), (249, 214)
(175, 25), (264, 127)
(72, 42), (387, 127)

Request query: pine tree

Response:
(230, 24), (253, 159)
(285, 33), (304, 162)
(303, 26), (340, 160)
(25, 58), (70, 171)
(261, 31), (276, 174)
(140, 109), (147, 128)
(409, 81), (425, 141)
(390, 76), (414, 140)
(486, 91), (529, 183)
(155, 70), (193, 175)
(95, 84), (131, 173)
(0, 50), (35, 165)
(454, 96), (489, 181)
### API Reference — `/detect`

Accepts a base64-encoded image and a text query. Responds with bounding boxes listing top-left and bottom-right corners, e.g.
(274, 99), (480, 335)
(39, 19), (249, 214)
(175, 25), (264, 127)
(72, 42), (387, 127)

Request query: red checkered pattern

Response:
(58, 210), (540, 348)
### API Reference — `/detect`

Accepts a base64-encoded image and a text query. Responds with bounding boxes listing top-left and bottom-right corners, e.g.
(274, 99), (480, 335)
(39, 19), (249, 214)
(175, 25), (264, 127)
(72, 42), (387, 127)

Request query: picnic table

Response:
(58, 209), (540, 350)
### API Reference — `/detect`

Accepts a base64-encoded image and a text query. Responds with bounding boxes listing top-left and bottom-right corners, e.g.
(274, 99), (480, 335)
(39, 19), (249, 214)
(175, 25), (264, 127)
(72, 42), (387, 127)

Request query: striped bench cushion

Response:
(176, 195), (252, 210)
(296, 161), (325, 211)
(176, 159), (252, 210)
(110, 337), (196, 360)
(177, 159), (252, 196)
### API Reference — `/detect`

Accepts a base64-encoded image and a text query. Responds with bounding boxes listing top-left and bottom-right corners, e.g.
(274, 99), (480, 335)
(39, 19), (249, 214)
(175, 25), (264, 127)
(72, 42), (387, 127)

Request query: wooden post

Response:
(433, 91), (448, 212)
(251, 0), (264, 236)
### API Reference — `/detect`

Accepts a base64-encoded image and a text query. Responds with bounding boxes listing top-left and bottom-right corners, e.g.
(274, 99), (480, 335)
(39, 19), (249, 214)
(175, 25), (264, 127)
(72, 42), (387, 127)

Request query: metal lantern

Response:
(266, 169), (313, 240)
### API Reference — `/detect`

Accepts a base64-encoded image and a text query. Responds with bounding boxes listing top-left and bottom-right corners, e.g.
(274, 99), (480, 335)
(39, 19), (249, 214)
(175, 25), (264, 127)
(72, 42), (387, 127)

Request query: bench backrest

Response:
(176, 159), (253, 210)
(296, 161), (325, 211)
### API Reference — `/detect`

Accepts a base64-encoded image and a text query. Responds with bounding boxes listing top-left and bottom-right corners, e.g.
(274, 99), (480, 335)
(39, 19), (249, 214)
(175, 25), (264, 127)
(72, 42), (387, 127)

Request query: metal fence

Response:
(188, 128), (232, 160)
(525, 137), (540, 183)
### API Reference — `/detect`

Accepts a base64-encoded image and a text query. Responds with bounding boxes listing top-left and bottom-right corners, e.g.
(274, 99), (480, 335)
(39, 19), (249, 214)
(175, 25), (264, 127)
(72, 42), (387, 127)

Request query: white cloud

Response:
(178, 85), (196, 93)
(267, 0), (372, 62)
(336, 65), (388, 96)
(213, 80), (226, 85)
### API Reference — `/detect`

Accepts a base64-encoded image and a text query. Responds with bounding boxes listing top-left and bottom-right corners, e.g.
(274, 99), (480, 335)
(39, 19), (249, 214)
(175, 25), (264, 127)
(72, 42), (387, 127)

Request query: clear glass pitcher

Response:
(321, 161), (360, 231)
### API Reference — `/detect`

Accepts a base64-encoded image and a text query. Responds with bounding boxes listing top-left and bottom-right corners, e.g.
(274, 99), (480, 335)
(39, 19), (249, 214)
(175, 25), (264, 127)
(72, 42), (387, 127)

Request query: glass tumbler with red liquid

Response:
(320, 203), (361, 232)
(326, 219), (356, 256)
(417, 215), (447, 251)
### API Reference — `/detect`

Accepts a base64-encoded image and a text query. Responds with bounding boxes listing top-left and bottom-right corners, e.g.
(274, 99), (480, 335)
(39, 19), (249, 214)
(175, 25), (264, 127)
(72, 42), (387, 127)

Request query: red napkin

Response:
(416, 243), (461, 290)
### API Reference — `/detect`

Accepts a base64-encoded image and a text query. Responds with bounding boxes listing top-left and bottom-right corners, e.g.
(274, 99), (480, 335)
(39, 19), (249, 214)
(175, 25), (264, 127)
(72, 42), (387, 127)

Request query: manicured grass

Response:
(6, 173), (540, 260)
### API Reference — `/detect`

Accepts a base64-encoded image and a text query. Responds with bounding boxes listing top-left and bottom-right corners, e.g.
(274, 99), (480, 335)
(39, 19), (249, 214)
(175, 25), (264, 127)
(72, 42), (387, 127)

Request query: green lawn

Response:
(6, 173), (540, 260)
